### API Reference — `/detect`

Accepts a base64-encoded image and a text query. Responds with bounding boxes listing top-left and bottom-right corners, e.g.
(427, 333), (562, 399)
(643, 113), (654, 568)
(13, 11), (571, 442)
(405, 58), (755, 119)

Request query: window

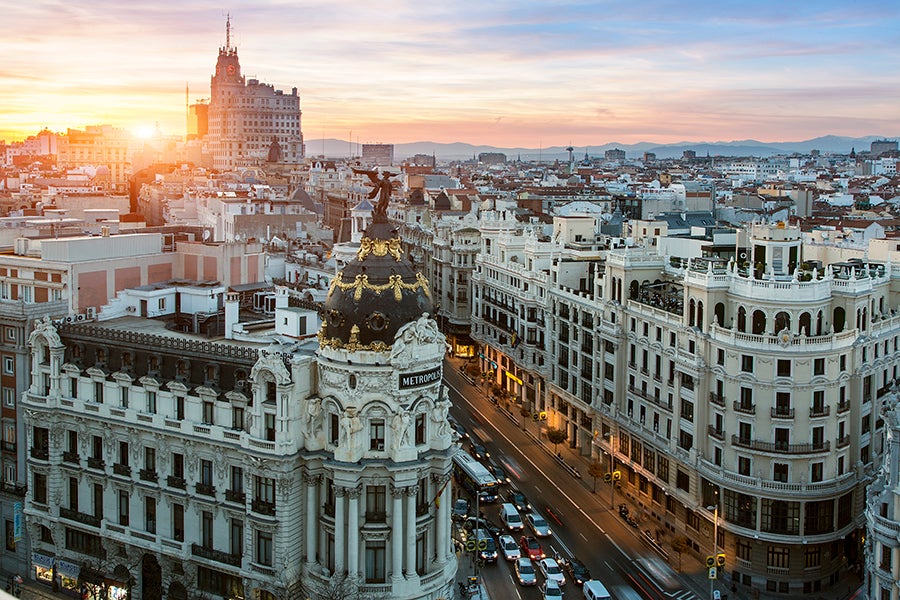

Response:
(255, 530), (273, 566)
(370, 419), (385, 450)
(776, 360), (791, 377)
(880, 545), (892, 570)
(118, 441), (129, 467)
(773, 463), (788, 482)
(2, 357), (13, 375)
(146, 391), (156, 414)
(761, 499), (799, 534)
(173, 453), (184, 478)
(365, 542), (386, 583)
(145, 497), (156, 534)
(738, 457), (751, 476)
(716, 349), (724, 366)
(158, 297), (166, 310)
(811, 462), (823, 483)
(201, 510), (213, 548)
(676, 469), (690, 491)
(678, 430), (693, 450)
(173, 504), (184, 541)
(264, 413), (275, 441)
(736, 539), (752, 561)
(255, 476), (275, 505)
(330, 413), (339, 445)
(5, 520), (15, 552)
(2, 387), (14, 408)
(202, 401), (214, 425)
(32, 472), (47, 504)
(67, 430), (78, 456)
(93, 381), (104, 404)
(839, 354), (846, 371)
(175, 397), (185, 420)
(144, 447), (156, 472)
(68, 477), (79, 511)
(680, 400), (693, 422)
(740, 355), (753, 372)
(767, 546), (789, 569)
(813, 358), (825, 376)
(120, 387), (129, 408)
(414, 413), (425, 445)
(4, 327), (15, 342)
(118, 490), (129, 526)
(366, 485), (387, 521)
(805, 546), (820, 568)
(69, 378), (78, 399)
(231, 466), (244, 493)
(232, 406), (244, 430)
(231, 519), (243, 556)
(92, 483), (103, 518)
(200, 459), (213, 486)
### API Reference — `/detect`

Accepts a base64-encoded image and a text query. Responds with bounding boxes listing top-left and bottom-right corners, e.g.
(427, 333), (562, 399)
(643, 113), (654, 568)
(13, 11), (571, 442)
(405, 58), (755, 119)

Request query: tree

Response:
(587, 461), (605, 493)
(545, 427), (568, 454)
(519, 405), (531, 430)
(671, 536), (691, 572)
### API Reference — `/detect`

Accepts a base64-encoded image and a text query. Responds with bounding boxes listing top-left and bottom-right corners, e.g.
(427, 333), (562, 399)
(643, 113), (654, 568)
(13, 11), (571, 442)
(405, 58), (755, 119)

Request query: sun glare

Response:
(134, 125), (156, 139)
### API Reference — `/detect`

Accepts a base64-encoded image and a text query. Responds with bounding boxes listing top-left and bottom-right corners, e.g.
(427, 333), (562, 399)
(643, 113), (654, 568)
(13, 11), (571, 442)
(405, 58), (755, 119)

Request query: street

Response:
(445, 359), (705, 600)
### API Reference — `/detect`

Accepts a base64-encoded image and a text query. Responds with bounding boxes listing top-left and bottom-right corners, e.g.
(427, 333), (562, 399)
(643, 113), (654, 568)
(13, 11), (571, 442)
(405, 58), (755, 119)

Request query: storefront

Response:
(79, 566), (129, 600)
(55, 559), (80, 597)
(31, 552), (54, 587)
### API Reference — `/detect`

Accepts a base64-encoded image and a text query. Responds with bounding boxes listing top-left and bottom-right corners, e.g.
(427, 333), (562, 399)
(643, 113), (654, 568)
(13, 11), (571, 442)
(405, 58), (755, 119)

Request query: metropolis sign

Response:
(399, 366), (442, 389)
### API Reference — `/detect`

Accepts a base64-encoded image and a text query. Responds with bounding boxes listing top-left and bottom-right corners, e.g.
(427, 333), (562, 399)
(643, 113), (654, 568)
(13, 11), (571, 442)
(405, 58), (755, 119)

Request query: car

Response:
(519, 535), (545, 561)
(448, 417), (467, 440)
(471, 528), (497, 564)
(560, 556), (591, 586)
(505, 489), (532, 513)
(538, 557), (566, 586)
(526, 512), (552, 537)
(499, 534), (521, 561)
(470, 442), (489, 461)
(487, 463), (511, 485)
(452, 498), (469, 521)
(462, 516), (502, 538)
(515, 557), (538, 586)
(541, 579), (564, 600)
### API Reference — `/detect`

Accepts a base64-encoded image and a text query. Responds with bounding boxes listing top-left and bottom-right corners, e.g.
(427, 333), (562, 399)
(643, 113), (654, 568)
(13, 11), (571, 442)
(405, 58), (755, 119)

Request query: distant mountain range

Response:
(307, 134), (897, 161)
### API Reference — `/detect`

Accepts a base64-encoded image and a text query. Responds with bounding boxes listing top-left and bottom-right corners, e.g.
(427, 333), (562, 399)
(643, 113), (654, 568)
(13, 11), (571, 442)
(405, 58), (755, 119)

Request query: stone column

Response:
(347, 486), (360, 580)
(391, 485), (404, 580)
(435, 475), (450, 561)
(334, 486), (346, 574)
(405, 485), (418, 576)
(304, 474), (320, 563)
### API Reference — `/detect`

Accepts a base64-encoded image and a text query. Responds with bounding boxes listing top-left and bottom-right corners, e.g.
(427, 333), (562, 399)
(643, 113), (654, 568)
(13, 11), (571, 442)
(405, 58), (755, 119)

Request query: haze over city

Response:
(1, 0), (899, 147)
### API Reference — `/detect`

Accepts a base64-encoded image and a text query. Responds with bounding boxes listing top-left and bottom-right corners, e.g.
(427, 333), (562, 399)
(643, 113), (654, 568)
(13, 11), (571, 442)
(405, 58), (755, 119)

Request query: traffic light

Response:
(603, 473), (611, 482)
(708, 566), (717, 580)
(538, 411), (548, 421)
(716, 553), (726, 567)
(613, 470), (621, 481)
(706, 556), (715, 568)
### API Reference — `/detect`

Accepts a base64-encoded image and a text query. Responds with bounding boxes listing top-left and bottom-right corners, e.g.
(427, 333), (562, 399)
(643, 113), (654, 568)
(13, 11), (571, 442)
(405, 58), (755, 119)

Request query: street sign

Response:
(708, 566), (717, 579)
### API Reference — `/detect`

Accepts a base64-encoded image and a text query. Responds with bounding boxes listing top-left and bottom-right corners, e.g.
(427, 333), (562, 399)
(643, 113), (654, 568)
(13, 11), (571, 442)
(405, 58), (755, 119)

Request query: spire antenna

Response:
(226, 13), (231, 50)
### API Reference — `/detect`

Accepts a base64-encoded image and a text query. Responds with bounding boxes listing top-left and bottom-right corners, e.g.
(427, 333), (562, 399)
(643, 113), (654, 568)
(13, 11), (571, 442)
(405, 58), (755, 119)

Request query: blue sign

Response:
(13, 502), (22, 542)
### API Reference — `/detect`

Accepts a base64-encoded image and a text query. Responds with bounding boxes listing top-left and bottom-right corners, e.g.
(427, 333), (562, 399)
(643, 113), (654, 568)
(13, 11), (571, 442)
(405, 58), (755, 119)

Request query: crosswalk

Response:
(666, 590), (700, 600)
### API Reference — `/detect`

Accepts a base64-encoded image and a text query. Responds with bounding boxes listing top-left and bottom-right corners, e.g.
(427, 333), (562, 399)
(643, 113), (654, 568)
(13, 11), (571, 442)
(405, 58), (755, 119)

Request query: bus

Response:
(453, 451), (499, 503)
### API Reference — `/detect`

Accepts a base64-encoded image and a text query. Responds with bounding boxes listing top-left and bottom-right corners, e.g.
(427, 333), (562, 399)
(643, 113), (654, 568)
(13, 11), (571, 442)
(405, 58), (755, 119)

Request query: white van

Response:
(499, 503), (524, 531)
(583, 580), (611, 600)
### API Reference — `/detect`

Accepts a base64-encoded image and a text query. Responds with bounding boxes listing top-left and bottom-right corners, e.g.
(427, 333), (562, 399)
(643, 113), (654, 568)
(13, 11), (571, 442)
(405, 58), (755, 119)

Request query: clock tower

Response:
(212, 13), (243, 86)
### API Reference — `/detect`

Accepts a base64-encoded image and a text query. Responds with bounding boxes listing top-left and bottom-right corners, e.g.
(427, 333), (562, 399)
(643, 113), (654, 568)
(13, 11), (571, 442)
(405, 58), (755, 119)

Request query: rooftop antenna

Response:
(225, 13), (231, 50)
(185, 82), (189, 141)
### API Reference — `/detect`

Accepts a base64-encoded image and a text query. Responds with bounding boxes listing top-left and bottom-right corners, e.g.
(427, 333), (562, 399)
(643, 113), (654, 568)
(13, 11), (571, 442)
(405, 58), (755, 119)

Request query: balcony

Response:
(196, 483), (216, 497)
(191, 543), (242, 567)
(836, 435), (851, 449)
(809, 405), (830, 418)
(709, 392), (725, 407)
(139, 469), (158, 483)
(1, 482), (26, 497)
(62, 451), (79, 465)
(87, 457), (105, 470)
(732, 435), (830, 454)
(225, 489), (246, 504)
(836, 401), (850, 415)
(770, 407), (795, 419)
(167, 476), (186, 490)
(707, 425), (725, 441)
(733, 401), (756, 416)
(113, 464), (131, 477)
(251, 499), (276, 516)
(2, 441), (16, 453)
(30, 447), (49, 461)
(59, 507), (102, 528)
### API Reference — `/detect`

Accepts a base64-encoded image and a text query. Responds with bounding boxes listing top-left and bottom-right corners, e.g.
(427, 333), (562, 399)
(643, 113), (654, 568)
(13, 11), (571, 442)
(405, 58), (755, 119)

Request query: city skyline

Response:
(2, 1), (899, 147)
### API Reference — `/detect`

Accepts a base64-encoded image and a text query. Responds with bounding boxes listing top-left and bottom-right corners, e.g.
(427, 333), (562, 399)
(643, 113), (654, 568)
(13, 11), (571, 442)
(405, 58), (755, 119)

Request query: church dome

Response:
(319, 220), (433, 351)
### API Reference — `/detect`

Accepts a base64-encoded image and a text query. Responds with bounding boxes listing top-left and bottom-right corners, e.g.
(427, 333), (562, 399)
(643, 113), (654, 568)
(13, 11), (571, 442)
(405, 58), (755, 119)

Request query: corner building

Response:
(22, 219), (455, 598)
(474, 220), (891, 596)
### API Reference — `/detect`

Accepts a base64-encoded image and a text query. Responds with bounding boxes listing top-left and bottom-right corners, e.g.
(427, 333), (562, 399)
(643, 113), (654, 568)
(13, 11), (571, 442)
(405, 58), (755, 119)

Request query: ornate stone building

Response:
(22, 215), (456, 598)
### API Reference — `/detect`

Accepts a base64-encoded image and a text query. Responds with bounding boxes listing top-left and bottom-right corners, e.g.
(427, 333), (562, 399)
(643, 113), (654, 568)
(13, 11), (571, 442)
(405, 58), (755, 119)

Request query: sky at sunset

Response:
(1, 0), (898, 147)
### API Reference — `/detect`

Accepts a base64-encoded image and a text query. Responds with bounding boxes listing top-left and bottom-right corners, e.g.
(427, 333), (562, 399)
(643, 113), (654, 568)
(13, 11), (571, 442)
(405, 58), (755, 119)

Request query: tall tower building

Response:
(207, 16), (304, 170)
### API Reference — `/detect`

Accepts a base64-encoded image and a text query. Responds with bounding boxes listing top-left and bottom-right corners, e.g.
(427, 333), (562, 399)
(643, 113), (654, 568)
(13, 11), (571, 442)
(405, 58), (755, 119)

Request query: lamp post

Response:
(708, 502), (719, 599)
(604, 432), (615, 510)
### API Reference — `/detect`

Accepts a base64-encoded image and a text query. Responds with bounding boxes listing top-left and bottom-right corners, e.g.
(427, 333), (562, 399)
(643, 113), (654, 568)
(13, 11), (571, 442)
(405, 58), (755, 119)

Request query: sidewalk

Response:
(0, 571), (70, 600)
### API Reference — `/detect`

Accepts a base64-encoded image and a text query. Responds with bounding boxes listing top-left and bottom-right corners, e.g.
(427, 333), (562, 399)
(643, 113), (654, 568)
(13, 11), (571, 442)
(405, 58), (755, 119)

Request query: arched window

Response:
(774, 311), (791, 333)
(714, 303), (725, 327)
(815, 311), (823, 335)
(696, 301), (704, 331)
(833, 306), (845, 333)
(798, 312), (811, 336)
(752, 310), (766, 335)
(737, 307), (747, 332)
(688, 299), (696, 327)
(629, 280), (639, 300)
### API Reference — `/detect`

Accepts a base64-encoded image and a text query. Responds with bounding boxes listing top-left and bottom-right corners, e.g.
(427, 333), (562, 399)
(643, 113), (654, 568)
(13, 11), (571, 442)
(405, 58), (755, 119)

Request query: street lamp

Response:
(707, 502), (719, 599)
(603, 431), (616, 510)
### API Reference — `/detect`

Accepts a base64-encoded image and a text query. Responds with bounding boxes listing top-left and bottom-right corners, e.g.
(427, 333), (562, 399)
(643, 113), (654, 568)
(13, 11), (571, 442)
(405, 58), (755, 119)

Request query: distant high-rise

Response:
(207, 16), (304, 169)
(361, 143), (394, 166)
(187, 101), (208, 141)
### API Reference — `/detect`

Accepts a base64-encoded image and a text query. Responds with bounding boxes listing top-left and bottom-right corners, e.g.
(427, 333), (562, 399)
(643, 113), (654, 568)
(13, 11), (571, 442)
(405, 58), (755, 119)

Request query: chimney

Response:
(224, 292), (239, 340)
